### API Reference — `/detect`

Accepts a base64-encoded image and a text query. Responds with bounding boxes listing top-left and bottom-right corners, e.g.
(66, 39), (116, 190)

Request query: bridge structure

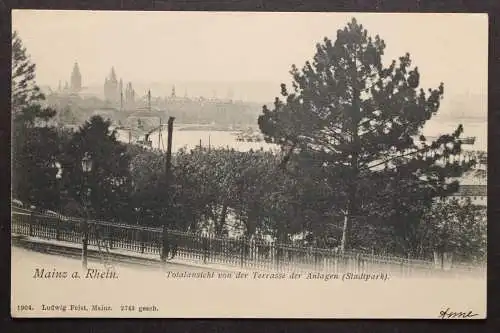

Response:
(124, 108), (166, 119)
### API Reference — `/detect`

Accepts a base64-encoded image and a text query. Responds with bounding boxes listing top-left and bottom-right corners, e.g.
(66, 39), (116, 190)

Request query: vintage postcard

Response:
(11, 10), (487, 318)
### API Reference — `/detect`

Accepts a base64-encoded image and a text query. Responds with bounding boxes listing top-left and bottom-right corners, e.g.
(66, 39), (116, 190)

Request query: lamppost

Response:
(81, 152), (93, 270)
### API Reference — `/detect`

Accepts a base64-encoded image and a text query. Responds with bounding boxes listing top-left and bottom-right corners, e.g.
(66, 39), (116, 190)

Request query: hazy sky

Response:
(12, 11), (487, 105)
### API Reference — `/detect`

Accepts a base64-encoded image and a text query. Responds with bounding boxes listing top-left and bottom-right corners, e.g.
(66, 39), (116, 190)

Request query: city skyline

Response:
(50, 62), (266, 103)
(13, 11), (487, 108)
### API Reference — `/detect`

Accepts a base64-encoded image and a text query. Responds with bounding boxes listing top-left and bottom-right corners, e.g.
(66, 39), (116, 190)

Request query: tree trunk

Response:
(341, 124), (360, 252)
(340, 187), (355, 253)
(340, 210), (349, 253)
(340, 64), (361, 253)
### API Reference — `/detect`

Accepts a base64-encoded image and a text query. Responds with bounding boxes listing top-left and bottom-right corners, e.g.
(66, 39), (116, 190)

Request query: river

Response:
(115, 117), (486, 153)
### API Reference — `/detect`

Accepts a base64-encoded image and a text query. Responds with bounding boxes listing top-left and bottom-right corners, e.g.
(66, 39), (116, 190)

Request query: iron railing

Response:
(11, 209), (485, 277)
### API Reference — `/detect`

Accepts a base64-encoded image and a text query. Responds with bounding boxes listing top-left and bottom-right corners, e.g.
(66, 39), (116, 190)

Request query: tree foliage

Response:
(11, 31), (48, 118)
(60, 116), (132, 221)
(258, 18), (474, 252)
(12, 126), (62, 210)
(11, 31), (61, 209)
(127, 145), (170, 227)
(418, 198), (486, 262)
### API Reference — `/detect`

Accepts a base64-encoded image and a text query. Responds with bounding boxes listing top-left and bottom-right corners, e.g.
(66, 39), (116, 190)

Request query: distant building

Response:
(103, 67), (135, 110)
(170, 85), (177, 99)
(92, 107), (118, 120)
(104, 67), (119, 104)
(125, 82), (136, 110)
(448, 185), (487, 206)
(226, 88), (234, 101)
(70, 62), (82, 93)
(119, 79), (124, 108)
(441, 169), (487, 206)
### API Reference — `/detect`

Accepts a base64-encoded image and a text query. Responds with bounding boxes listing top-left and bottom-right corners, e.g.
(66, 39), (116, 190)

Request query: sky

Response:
(12, 11), (487, 111)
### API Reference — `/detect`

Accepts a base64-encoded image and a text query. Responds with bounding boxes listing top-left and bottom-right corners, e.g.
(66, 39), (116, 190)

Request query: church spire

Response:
(70, 62), (82, 92)
(110, 67), (117, 82)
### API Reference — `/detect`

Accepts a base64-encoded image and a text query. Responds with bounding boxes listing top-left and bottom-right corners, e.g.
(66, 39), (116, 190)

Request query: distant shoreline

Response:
(434, 115), (487, 123)
(177, 125), (256, 132)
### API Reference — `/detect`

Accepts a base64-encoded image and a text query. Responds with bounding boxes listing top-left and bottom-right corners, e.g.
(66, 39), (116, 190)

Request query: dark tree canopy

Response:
(11, 31), (48, 118)
(12, 126), (62, 210)
(60, 116), (132, 221)
(11, 32), (60, 209)
(419, 198), (486, 262)
(258, 18), (474, 252)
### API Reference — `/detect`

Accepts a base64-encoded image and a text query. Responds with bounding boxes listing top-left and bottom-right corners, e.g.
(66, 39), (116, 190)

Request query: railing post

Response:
(161, 225), (167, 262)
(407, 253), (411, 276)
(11, 211), (16, 234)
(274, 242), (279, 271)
(312, 246), (317, 270)
(55, 216), (61, 241)
(82, 218), (89, 270)
(28, 211), (34, 237)
(240, 237), (245, 268)
(333, 249), (338, 273)
(108, 227), (113, 249)
(250, 239), (255, 264)
(203, 236), (209, 264)
(141, 230), (145, 254)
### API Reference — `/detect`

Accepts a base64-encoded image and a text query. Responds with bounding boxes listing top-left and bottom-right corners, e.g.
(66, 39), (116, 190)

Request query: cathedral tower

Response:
(70, 62), (82, 92)
(104, 67), (119, 103)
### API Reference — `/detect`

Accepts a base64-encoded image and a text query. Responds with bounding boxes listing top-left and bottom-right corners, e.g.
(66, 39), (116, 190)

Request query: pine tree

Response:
(11, 31), (45, 116)
(258, 18), (474, 253)
(11, 31), (60, 209)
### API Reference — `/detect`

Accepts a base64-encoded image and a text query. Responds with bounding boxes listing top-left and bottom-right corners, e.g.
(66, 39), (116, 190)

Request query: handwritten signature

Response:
(439, 307), (479, 319)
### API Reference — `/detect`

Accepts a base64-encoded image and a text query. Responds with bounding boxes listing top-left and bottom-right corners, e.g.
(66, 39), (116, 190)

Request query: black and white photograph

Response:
(10, 11), (487, 318)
